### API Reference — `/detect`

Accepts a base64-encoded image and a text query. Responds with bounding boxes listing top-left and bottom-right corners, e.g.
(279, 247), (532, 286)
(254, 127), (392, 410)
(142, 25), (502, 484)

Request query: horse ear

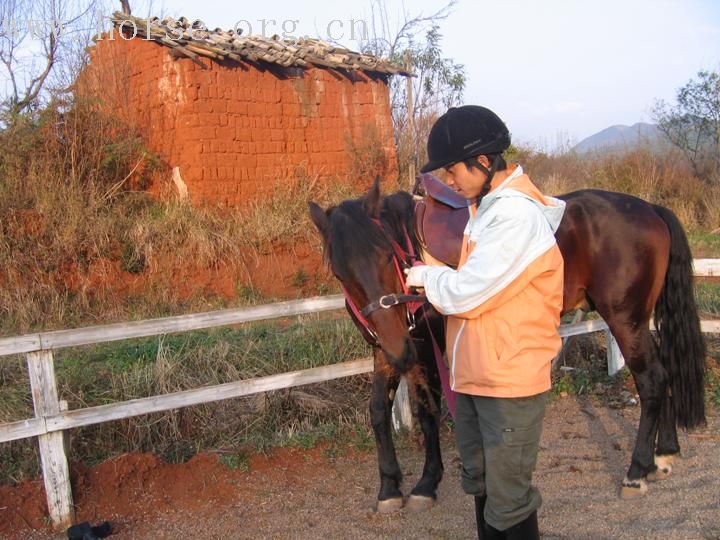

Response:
(308, 201), (329, 238)
(363, 177), (382, 218)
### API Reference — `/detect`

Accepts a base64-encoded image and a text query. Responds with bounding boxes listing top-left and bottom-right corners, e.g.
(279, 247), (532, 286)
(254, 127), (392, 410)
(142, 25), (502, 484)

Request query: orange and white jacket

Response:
(422, 165), (565, 397)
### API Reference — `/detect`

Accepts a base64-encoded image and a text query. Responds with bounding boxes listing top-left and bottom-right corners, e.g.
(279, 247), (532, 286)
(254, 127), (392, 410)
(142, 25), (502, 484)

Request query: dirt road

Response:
(2, 396), (718, 540)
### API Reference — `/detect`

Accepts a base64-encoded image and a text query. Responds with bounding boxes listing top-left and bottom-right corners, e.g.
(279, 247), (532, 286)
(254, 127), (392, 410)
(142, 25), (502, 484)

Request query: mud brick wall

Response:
(79, 30), (398, 205)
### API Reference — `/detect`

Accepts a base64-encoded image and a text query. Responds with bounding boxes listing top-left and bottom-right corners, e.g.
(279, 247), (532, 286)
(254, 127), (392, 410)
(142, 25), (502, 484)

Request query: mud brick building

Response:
(78, 12), (408, 205)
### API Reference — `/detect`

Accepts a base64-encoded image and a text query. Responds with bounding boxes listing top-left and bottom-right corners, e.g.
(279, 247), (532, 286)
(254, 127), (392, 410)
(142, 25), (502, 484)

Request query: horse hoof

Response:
(620, 477), (648, 499)
(406, 494), (435, 512)
(647, 454), (675, 482)
(376, 497), (404, 513)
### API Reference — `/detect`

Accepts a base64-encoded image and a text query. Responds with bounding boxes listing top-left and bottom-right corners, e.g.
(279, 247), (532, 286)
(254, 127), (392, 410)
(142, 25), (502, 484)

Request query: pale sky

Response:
(8, 0), (720, 150)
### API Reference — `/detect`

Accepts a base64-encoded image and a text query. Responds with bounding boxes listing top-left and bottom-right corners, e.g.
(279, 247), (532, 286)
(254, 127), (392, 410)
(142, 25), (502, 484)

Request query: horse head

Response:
(309, 179), (422, 373)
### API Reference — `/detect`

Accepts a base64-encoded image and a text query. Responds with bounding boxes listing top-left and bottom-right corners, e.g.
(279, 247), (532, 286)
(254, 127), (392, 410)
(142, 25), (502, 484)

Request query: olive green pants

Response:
(455, 391), (547, 531)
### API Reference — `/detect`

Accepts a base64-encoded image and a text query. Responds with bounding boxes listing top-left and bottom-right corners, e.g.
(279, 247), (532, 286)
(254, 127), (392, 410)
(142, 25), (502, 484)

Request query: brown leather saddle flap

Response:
(414, 173), (470, 269)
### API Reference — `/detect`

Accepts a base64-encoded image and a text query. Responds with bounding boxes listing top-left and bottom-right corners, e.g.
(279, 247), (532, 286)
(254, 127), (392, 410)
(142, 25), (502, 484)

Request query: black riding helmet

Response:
(420, 105), (511, 173)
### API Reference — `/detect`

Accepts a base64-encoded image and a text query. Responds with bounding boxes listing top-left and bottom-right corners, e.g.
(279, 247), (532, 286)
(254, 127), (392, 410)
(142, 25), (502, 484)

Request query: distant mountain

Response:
(572, 122), (671, 154)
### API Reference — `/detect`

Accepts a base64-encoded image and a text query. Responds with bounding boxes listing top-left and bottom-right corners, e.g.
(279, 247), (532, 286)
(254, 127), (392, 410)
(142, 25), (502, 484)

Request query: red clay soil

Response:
(57, 239), (327, 304)
(0, 445), (340, 537)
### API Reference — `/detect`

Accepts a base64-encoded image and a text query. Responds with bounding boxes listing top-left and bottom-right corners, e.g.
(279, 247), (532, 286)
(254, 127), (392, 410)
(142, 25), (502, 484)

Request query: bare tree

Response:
(0, 0), (98, 125)
(653, 69), (720, 182)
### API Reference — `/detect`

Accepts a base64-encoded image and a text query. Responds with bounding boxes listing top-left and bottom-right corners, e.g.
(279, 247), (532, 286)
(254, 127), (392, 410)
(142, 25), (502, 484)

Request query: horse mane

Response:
(380, 191), (420, 257)
(322, 190), (419, 278)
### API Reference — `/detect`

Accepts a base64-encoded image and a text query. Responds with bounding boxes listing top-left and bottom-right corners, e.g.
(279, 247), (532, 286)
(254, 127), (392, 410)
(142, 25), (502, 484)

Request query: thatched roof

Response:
(108, 12), (411, 76)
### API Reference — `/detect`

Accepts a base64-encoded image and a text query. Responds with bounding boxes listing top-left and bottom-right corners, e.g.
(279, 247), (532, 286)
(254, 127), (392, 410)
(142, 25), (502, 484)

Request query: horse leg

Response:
(648, 390), (680, 482)
(370, 349), (404, 512)
(406, 364), (444, 512)
(612, 324), (668, 498)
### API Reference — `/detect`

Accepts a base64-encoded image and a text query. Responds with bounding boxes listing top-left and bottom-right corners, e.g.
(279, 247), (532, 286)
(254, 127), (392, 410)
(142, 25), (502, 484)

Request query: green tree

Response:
(653, 69), (720, 181)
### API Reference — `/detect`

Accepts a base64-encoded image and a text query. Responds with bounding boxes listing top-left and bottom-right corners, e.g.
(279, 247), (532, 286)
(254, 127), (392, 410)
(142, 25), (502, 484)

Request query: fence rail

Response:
(0, 295), (346, 356)
(1, 259), (719, 529)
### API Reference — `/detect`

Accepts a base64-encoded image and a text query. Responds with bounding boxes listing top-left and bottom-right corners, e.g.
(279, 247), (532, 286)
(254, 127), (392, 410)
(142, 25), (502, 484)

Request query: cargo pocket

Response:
(500, 423), (541, 474)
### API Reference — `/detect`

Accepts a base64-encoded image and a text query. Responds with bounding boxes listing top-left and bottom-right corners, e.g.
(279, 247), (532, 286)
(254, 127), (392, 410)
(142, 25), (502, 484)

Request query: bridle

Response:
(332, 208), (458, 418)
(338, 219), (426, 347)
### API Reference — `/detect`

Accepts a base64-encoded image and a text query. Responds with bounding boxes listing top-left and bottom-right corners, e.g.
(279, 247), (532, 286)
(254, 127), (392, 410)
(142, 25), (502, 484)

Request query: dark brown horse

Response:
(308, 179), (705, 511)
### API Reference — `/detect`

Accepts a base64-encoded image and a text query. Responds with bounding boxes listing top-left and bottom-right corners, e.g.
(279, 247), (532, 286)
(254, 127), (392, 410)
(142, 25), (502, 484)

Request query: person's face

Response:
(443, 156), (489, 199)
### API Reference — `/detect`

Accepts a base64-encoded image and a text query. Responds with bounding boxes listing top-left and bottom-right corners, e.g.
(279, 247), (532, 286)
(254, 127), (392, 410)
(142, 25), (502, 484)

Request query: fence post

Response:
(605, 330), (625, 375)
(392, 377), (413, 432)
(26, 350), (74, 530)
(553, 310), (585, 369)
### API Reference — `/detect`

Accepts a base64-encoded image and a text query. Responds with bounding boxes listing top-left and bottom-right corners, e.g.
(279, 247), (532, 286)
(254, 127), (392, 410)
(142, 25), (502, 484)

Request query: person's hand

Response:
(404, 265), (427, 289)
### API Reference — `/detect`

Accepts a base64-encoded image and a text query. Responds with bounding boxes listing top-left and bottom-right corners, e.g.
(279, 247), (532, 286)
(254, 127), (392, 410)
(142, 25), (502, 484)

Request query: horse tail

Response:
(652, 204), (706, 429)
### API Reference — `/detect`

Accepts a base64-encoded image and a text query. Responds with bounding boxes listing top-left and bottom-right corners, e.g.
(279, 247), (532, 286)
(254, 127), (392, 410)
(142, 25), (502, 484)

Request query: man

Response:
(405, 105), (565, 539)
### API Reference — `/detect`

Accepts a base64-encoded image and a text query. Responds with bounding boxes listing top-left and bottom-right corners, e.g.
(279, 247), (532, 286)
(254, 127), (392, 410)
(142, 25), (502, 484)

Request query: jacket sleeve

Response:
(422, 198), (556, 318)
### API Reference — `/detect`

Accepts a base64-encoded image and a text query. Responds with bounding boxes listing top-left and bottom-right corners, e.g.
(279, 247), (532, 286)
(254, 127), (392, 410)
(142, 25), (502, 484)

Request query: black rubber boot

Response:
(504, 510), (539, 540)
(484, 523), (505, 540)
(476, 497), (506, 539)
(474, 496), (487, 539)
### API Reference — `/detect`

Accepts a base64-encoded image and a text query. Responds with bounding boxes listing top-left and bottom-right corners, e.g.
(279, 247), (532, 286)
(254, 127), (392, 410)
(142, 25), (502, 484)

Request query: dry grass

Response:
(0, 99), (375, 334)
(238, 173), (367, 247)
(516, 146), (720, 231)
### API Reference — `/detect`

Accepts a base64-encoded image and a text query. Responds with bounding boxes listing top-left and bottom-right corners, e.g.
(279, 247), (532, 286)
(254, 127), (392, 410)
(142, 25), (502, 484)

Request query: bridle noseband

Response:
(339, 218), (426, 347)
(360, 291), (425, 317)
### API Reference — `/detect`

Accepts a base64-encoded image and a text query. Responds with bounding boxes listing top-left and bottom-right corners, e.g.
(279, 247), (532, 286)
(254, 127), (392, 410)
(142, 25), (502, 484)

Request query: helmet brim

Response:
(420, 135), (511, 173)
(419, 158), (452, 174)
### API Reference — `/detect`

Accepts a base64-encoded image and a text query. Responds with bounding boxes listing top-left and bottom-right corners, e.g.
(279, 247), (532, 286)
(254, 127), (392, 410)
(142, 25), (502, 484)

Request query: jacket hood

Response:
(481, 165), (565, 233)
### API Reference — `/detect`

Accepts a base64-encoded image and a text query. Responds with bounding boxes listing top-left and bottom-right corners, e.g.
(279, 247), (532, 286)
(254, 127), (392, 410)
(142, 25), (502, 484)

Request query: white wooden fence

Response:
(1, 259), (719, 530)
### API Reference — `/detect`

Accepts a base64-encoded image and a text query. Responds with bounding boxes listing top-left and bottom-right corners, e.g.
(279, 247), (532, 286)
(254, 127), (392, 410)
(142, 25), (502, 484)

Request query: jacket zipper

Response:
(451, 319), (466, 390)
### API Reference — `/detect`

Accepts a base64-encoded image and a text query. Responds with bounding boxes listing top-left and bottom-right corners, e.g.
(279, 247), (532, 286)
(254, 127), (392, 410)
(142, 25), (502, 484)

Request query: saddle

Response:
(414, 173), (470, 268)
